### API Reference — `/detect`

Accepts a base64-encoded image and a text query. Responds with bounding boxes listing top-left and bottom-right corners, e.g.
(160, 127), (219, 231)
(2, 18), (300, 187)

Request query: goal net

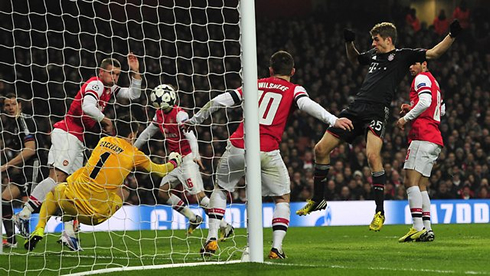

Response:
(0, 0), (251, 273)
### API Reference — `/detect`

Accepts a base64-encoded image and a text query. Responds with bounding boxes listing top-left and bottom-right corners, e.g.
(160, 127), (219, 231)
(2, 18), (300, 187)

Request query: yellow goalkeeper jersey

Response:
(67, 136), (174, 192)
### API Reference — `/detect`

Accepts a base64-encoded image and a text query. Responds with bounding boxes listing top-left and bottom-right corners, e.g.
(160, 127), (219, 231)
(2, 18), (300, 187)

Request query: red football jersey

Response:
(53, 76), (117, 142)
(230, 77), (307, 151)
(153, 106), (191, 156)
(408, 72), (444, 146)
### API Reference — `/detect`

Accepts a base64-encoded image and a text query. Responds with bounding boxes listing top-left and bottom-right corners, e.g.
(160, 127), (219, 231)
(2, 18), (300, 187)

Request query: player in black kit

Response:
(1, 93), (45, 247)
(297, 20), (462, 231)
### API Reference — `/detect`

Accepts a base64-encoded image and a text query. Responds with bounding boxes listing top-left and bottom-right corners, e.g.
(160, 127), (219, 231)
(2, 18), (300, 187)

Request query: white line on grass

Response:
(267, 262), (490, 275)
(65, 260), (490, 276)
(66, 260), (243, 276)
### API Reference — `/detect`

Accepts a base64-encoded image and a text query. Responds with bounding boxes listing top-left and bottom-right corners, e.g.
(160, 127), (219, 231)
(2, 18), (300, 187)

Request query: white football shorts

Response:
(48, 128), (85, 175)
(160, 153), (204, 195)
(215, 141), (290, 197)
(403, 140), (442, 177)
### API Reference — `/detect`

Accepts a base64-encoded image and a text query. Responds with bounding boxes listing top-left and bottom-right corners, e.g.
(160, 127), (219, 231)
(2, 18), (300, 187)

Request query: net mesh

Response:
(0, 0), (248, 273)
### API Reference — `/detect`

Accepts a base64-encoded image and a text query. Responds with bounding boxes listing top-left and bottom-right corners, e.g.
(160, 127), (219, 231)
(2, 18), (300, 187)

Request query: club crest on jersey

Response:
(388, 53), (395, 61)
(91, 84), (100, 91)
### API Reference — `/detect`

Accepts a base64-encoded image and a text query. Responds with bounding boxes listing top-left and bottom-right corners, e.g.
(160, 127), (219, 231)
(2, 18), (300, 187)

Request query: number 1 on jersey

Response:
(89, 152), (111, 179)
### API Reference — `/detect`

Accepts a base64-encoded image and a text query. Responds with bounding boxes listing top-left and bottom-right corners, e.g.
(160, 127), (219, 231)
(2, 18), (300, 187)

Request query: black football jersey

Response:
(355, 48), (426, 106)
(1, 113), (43, 166)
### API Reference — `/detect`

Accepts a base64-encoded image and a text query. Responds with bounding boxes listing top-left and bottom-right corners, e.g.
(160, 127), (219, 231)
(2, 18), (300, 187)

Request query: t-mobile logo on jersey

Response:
(368, 62), (379, 73)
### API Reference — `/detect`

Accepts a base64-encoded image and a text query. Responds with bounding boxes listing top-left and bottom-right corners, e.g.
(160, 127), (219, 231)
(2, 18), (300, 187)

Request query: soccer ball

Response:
(150, 84), (176, 110)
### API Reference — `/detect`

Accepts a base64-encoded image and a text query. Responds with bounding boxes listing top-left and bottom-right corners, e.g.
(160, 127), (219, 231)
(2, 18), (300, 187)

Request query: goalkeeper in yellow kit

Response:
(24, 116), (182, 251)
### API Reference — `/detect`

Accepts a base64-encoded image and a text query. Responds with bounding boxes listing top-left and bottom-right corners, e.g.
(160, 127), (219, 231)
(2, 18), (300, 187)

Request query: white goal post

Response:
(0, 0), (263, 272)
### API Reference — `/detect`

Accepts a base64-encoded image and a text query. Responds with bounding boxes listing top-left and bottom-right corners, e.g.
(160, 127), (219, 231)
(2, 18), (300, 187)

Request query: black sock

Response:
(2, 199), (15, 242)
(313, 164), (330, 201)
(372, 171), (386, 214)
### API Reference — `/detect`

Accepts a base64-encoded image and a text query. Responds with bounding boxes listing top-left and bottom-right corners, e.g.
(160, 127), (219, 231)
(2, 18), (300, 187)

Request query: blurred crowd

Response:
(1, 1), (489, 206)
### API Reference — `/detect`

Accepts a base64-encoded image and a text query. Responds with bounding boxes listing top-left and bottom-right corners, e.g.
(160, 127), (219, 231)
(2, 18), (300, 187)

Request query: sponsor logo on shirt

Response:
(417, 83), (426, 89)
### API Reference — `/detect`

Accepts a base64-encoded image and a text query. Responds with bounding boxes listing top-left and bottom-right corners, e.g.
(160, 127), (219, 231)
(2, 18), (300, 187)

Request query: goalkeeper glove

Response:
(168, 152), (182, 168)
(449, 19), (462, 38)
(344, 29), (356, 43)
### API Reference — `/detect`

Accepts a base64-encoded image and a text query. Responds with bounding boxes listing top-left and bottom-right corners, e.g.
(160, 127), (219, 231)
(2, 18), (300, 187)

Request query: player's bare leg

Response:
(297, 132), (340, 216)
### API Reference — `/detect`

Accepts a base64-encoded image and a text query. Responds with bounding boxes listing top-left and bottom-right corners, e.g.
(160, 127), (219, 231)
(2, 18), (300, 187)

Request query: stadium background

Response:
(0, 0), (489, 210)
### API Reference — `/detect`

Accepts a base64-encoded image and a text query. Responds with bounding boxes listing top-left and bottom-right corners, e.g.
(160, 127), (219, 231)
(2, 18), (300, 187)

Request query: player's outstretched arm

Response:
(344, 29), (360, 66)
(296, 96), (353, 131)
(333, 118), (354, 131)
(0, 140), (36, 172)
(140, 152), (182, 178)
(134, 123), (159, 149)
(186, 91), (240, 127)
(426, 20), (461, 59)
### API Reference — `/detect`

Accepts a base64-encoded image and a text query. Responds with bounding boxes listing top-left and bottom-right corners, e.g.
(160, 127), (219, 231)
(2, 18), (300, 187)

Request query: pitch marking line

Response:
(66, 260), (490, 276)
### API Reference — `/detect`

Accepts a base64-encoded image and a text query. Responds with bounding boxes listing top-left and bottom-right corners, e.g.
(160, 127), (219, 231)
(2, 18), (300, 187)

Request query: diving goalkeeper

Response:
(24, 116), (182, 251)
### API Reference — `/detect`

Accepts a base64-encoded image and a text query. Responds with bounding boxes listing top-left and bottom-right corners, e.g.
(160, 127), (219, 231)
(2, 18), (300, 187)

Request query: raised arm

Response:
(426, 20), (461, 60)
(115, 52), (142, 100)
(344, 29), (360, 66)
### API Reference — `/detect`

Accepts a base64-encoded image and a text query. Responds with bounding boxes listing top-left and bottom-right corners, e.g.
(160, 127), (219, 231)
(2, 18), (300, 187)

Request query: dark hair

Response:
(114, 115), (139, 138)
(270, 50), (294, 76)
(3, 93), (18, 101)
(99, 58), (121, 70)
(370, 22), (397, 45)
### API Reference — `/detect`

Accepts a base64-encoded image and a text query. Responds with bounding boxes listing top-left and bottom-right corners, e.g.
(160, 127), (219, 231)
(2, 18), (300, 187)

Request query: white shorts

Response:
(160, 154), (204, 195)
(48, 128), (85, 175)
(215, 142), (290, 197)
(403, 140), (441, 177)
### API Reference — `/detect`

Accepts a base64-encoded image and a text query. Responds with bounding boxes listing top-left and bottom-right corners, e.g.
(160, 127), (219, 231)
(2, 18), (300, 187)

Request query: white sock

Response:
(407, 186), (423, 231)
(166, 194), (196, 221)
(207, 189), (227, 241)
(19, 177), (58, 219)
(199, 196), (210, 209)
(31, 177), (57, 203)
(272, 202), (290, 252)
(199, 196), (226, 228)
(421, 191), (432, 231)
(64, 221), (75, 237)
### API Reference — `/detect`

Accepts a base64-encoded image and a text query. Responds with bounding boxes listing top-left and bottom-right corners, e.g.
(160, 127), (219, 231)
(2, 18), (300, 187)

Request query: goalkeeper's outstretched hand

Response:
(168, 152), (182, 168)
(449, 19), (462, 38)
(344, 29), (356, 43)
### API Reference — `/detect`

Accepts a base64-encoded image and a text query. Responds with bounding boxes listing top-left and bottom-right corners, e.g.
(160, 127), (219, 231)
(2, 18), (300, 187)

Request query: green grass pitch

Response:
(1, 224), (489, 275)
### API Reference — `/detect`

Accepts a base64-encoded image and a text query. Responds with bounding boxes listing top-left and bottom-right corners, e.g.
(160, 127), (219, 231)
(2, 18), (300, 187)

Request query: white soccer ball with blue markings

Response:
(150, 84), (176, 110)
